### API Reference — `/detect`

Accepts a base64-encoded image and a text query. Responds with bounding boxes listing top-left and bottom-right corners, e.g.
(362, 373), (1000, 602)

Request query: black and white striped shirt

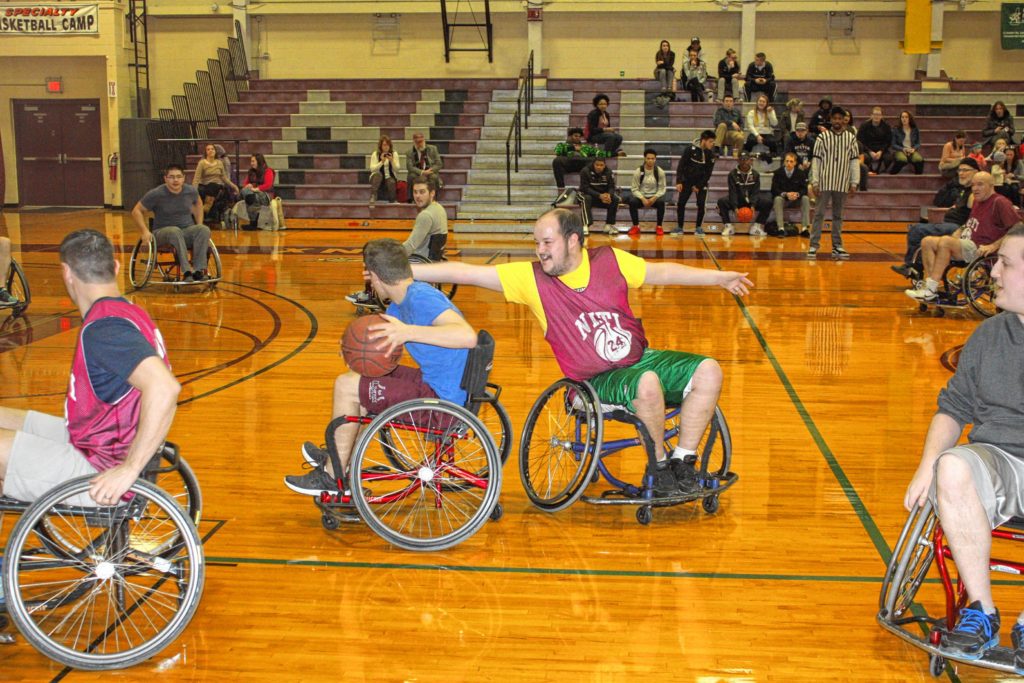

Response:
(810, 129), (860, 192)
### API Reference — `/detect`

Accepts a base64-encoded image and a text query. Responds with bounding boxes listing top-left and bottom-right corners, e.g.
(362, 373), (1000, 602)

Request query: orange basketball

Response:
(736, 206), (754, 223)
(341, 314), (403, 377)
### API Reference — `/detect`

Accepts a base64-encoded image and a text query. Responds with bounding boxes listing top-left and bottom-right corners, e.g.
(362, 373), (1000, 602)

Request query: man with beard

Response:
(808, 106), (861, 260)
(346, 177), (449, 306)
(408, 208), (752, 495)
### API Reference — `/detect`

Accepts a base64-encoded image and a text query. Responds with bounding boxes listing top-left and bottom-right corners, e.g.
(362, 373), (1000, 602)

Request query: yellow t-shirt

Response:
(495, 248), (647, 333)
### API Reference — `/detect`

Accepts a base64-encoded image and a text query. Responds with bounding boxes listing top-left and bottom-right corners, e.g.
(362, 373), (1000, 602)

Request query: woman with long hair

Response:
(193, 143), (238, 222)
(743, 94), (778, 162)
(368, 135), (402, 204)
(890, 110), (924, 175)
(982, 100), (1015, 148)
(653, 40), (676, 99)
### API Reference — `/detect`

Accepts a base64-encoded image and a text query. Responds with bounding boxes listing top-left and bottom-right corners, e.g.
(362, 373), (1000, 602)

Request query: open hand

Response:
(719, 271), (753, 296)
(367, 313), (408, 354)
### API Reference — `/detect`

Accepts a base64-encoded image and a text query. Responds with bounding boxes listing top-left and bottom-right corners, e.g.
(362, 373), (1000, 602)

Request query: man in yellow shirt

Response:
(411, 208), (751, 494)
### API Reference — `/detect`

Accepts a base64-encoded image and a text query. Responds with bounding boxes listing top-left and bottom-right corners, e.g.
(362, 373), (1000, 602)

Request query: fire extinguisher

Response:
(108, 153), (118, 181)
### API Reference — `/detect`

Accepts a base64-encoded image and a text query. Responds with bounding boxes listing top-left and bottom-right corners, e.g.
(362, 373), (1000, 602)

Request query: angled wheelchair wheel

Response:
(3, 476), (205, 670)
(140, 443), (203, 525)
(476, 399), (512, 466)
(5, 258), (30, 316)
(963, 254), (999, 318)
(518, 379), (603, 512)
(128, 236), (156, 289)
(939, 261), (968, 308)
(350, 399), (502, 551)
(879, 501), (938, 622)
(407, 254), (457, 301)
(205, 241), (223, 289)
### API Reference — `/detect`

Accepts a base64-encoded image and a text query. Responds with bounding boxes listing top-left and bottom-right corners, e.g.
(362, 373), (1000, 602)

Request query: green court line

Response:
(701, 244), (894, 565)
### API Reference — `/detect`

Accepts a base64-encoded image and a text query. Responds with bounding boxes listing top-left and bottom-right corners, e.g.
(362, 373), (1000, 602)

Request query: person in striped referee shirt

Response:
(808, 106), (860, 260)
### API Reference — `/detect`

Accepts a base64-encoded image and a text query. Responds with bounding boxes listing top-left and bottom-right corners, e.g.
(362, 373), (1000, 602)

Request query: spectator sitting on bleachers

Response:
(369, 134), (402, 204)
(713, 94), (746, 156)
(653, 40), (676, 100)
(1004, 147), (1023, 205)
(990, 150), (1021, 207)
(982, 101), (1016, 149)
(857, 107), (893, 176)
(808, 97), (833, 135)
(890, 110), (924, 175)
(716, 48), (744, 102)
(681, 49), (710, 103)
(586, 94), (625, 156)
(891, 158), (979, 279)
(771, 152), (811, 238)
(237, 153), (276, 228)
(744, 52), (776, 102)
(986, 138), (1010, 166)
(718, 152), (772, 237)
(406, 132), (444, 198)
(580, 158), (621, 236)
(627, 148), (668, 236)
(743, 94), (779, 163)
(552, 127), (610, 197)
(192, 143), (238, 222)
(968, 142), (988, 170)
(686, 36), (704, 61)
(906, 172), (1019, 301)
(784, 122), (815, 172)
(938, 130), (968, 179)
(779, 98), (806, 139)
(673, 130), (718, 237)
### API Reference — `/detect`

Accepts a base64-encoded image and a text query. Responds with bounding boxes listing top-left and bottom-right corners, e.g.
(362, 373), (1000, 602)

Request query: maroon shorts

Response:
(359, 365), (437, 414)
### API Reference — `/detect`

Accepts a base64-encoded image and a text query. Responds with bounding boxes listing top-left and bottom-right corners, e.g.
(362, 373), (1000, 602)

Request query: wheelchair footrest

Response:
(582, 472), (737, 507)
(878, 610), (1021, 674)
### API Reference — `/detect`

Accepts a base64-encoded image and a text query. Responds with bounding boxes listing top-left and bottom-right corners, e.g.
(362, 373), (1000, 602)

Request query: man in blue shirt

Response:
(285, 238), (477, 496)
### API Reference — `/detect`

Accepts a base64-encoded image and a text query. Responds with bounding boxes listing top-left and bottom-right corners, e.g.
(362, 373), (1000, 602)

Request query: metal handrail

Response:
(505, 51), (534, 205)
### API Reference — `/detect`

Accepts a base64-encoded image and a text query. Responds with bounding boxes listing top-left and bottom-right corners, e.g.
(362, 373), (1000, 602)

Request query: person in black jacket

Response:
(586, 94), (624, 155)
(982, 101), (1015, 148)
(579, 158), (621, 235)
(716, 48), (744, 102)
(771, 153), (810, 236)
(784, 123), (815, 172)
(857, 107), (893, 175)
(672, 131), (717, 236)
(717, 153), (772, 236)
(744, 52), (776, 102)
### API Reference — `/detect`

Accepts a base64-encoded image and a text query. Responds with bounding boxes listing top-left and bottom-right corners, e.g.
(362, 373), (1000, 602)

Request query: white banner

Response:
(0, 5), (99, 35)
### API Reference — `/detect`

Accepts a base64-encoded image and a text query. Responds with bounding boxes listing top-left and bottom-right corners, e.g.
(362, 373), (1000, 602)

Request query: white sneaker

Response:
(905, 286), (938, 302)
(749, 223), (766, 236)
(605, 224), (618, 235)
(722, 223), (735, 237)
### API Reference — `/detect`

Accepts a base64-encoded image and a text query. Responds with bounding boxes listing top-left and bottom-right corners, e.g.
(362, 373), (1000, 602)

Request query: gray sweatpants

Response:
(810, 190), (847, 250)
(154, 224), (211, 272)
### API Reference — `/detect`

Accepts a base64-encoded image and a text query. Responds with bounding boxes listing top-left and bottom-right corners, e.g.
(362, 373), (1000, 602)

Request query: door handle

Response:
(65, 157), (102, 162)
(22, 156), (62, 162)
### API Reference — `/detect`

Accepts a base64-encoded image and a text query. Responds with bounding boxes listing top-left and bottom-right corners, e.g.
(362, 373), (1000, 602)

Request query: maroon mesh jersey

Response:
(533, 246), (647, 380)
(65, 299), (170, 470)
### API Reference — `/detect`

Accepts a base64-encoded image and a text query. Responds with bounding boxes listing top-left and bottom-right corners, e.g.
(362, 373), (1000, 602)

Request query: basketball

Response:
(341, 314), (403, 377)
(736, 206), (754, 222)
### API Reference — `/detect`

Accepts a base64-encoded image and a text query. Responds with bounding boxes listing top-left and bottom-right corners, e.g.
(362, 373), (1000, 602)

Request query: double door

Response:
(14, 100), (103, 206)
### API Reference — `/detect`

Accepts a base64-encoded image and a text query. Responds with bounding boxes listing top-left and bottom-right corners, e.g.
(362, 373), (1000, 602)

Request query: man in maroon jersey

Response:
(0, 230), (180, 506)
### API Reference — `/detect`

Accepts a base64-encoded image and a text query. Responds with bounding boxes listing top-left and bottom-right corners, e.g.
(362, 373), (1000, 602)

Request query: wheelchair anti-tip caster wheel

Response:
(918, 303), (927, 313)
(702, 494), (720, 514)
(321, 513), (340, 531)
(489, 503), (503, 522)
(636, 506), (652, 525)
(928, 653), (946, 677)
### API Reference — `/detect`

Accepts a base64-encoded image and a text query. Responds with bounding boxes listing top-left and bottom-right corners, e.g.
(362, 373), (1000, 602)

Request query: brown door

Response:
(13, 100), (103, 206)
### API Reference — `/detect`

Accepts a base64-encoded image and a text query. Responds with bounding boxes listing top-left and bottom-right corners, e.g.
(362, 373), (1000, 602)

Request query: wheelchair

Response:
(2, 258), (30, 317)
(0, 443), (203, 670)
(518, 378), (738, 524)
(314, 330), (509, 551)
(909, 252), (999, 318)
(878, 501), (1024, 677)
(353, 233), (457, 314)
(128, 234), (222, 291)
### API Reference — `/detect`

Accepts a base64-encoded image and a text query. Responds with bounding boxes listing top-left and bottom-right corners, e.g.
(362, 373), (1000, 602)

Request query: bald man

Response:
(906, 172), (1021, 302)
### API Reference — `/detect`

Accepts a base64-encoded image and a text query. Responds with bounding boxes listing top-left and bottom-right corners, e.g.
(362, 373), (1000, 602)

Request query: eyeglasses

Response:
(165, 174), (185, 180)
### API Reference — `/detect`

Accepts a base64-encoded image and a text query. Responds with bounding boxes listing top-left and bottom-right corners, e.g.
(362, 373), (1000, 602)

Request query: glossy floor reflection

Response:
(0, 210), (1016, 681)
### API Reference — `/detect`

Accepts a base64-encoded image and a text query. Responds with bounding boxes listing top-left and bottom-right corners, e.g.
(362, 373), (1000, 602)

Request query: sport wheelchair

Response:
(2, 258), (30, 317)
(0, 443), (203, 670)
(314, 330), (509, 551)
(352, 234), (457, 314)
(518, 378), (737, 524)
(879, 501), (1024, 677)
(908, 252), (999, 318)
(128, 234), (222, 291)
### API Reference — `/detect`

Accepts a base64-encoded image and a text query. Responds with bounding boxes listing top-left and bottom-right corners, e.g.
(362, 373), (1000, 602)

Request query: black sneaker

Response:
(345, 289), (375, 306)
(301, 441), (329, 467)
(644, 462), (679, 497)
(890, 263), (913, 278)
(939, 601), (1000, 660)
(1011, 622), (1024, 674)
(284, 466), (342, 497)
(667, 455), (701, 495)
(0, 288), (17, 307)
(831, 246), (850, 260)
(183, 271), (195, 283)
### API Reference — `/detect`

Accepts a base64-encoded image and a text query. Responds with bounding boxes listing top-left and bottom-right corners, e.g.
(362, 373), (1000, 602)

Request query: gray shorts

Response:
(959, 238), (978, 263)
(928, 443), (1024, 528)
(4, 411), (98, 505)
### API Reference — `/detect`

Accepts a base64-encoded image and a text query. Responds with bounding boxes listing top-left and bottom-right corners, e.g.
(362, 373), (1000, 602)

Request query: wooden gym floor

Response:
(0, 209), (1017, 682)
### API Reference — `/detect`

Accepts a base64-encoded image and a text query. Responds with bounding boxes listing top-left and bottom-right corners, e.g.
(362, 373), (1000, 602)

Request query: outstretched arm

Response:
(411, 261), (504, 293)
(644, 261), (753, 296)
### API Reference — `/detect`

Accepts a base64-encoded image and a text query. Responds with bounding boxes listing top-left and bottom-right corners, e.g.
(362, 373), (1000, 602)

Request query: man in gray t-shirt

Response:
(904, 223), (1024, 664)
(130, 164), (212, 281)
(403, 177), (449, 260)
